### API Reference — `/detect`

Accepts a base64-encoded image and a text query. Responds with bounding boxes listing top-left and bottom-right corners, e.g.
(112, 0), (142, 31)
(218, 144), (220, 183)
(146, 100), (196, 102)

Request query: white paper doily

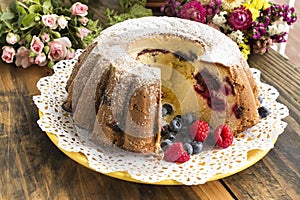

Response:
(33, 50), (289, 185)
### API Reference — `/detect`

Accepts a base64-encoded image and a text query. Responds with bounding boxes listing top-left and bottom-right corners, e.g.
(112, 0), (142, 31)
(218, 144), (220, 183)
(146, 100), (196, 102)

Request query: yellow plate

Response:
(40, 111), (276, 185)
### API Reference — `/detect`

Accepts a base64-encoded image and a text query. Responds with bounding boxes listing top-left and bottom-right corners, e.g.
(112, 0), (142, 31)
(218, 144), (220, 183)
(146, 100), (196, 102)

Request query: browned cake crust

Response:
(62, 42), (97, 112)
(91, 64), (160, 153)
(123, 83), (160, 152)
(228, 64), (260, 133)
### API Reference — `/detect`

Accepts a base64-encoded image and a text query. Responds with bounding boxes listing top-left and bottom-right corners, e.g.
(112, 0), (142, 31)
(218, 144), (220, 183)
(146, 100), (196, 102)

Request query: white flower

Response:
(267, 24), (286, 35)
(57, 16), (68, 29)
(212, 11), (227, 26)
(6, 33), (19, 45)
(228, 30), (245, 44)
(222, 0), (246, 11)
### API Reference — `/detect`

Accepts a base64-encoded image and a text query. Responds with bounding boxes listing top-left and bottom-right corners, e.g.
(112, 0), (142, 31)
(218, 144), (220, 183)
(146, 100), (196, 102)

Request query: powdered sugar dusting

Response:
(97, 16), (245, 68)
(33, 50), (289, 185)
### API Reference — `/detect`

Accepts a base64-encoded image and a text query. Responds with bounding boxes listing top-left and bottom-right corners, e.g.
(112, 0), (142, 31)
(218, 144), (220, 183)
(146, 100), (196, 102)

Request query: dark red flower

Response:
(179, 1), (207, 23)
(227, 6), (253, 31)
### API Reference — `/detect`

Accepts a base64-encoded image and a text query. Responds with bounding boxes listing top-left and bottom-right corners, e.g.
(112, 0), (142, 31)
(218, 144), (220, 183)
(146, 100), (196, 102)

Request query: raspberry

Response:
(214, 125), (234, 148)
(189, 120), (210, 142)
(163, 142), (190, 163)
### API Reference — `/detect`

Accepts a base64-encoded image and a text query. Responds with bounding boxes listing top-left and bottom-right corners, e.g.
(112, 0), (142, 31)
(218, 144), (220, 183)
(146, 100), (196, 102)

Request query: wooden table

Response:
(1, 1), (299, 199)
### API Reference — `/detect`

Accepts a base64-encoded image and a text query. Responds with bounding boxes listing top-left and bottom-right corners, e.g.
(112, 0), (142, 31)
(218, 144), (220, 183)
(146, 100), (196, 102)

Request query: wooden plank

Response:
(0, 0), (299, 199)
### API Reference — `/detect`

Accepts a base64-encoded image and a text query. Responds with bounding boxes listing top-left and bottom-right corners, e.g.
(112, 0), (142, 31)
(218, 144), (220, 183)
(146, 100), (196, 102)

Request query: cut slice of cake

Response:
(63, 17), (260, 154)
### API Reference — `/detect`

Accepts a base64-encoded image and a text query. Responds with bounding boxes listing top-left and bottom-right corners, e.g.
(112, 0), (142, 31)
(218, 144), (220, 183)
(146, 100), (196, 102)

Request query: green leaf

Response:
(18, 14), (25, 26)
(28, 5), (41, 14)
(25, 33), (32, 43)
(2, 20), (13, 30)
(0, 12), (15, 21)
(32, 0), (41, 4)
(22, 13), (37, 28)
(17, 5), (27, 15)
(51, 31), (61, 38)
(42, 0), (53, 14)
(51, 0), (63, 9)
(8, 1), (17, 13)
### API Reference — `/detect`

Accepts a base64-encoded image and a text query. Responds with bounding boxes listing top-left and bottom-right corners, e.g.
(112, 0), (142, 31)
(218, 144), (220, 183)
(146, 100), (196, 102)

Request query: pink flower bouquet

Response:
(0, 0), (101, 68)
(161, 0), (297, 59)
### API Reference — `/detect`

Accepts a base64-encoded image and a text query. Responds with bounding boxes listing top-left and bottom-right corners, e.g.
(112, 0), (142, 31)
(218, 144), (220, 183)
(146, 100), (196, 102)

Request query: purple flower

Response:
(263, 3), (298, 25)
(272, 32), (287, 43)
(179, 1), (207, 23)
(160, 0), (181, 17)
(204, 0), (222, 17)
(227, 6), (252, 31)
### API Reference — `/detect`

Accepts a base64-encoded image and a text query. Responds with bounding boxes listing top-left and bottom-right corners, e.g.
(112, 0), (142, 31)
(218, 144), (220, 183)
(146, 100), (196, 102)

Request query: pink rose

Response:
(48, 37), (72, 61)
(30, 36), (44, 54)
(66, 49), (76, 60)
(42, 14), (58, 29)
(1, 46), (15, 63)
(77, 27), (91, 40)
(57, 16), (68, 29)
(35, 53), (47, 66)
(71, 2), (88, 17)
(15, 46), (33, 68)
(6, 33), (19, 45)
(41, 32), (50, 43)
(78, 17), (89, 26)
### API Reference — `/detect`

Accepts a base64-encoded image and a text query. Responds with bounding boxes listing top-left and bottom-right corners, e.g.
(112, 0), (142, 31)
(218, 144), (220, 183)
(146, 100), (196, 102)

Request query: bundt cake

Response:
(62, 16), (260, 154)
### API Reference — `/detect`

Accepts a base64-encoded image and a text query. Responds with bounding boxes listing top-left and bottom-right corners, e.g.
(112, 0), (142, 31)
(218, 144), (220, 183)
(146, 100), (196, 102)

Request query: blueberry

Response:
(162, 104), (173, 116)
(169, 118), (182, 132)
(162, 107), (168, 117)
(160, 139), (173, 151)
(192, 141), (203, 154)
(258, 96), (263, 104)
(184, 143), (193, 155)
(182, 112), (194, 125)
(163, 132), (176, 142)
(258, 106), (270, 118)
